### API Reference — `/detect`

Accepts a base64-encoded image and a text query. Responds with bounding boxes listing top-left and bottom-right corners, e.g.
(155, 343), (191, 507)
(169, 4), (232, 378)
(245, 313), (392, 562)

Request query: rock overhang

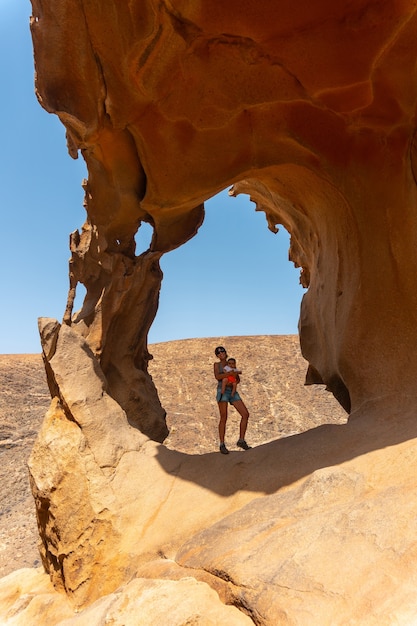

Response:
(29, 0), (417, 430)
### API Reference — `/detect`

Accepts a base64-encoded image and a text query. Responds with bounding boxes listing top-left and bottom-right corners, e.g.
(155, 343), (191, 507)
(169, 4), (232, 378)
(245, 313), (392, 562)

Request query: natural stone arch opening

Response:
(143, 186), (313, 452)
(50, 163), (353, 449)
(57, 178), (310, 446)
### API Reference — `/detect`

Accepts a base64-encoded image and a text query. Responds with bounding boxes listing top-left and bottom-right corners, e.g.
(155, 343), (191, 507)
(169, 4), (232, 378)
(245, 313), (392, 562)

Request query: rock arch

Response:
(31, 0), (417, 433)
(24, 1), (417, 613)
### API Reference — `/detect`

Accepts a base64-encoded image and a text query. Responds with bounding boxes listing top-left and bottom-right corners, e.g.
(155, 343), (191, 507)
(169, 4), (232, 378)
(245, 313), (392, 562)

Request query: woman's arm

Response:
(214, 362), (230, 381)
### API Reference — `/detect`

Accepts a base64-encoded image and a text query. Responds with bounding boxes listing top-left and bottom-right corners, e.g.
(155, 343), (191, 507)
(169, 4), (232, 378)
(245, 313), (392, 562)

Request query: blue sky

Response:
(0, 1), (304, 354)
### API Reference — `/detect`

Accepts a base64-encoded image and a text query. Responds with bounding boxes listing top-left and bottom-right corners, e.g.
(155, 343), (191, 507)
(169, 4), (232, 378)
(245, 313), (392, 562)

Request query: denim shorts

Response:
(216, 387), (241, 404)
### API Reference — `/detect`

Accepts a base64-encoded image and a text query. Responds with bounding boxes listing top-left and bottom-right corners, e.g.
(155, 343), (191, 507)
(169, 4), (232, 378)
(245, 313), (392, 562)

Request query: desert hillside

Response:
(0, 336), (346, 578)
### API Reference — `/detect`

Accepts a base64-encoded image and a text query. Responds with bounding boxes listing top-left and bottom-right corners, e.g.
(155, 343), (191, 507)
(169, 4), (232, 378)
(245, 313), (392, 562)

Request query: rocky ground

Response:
(0, 355), (49, 578)
(0, 336), (346, 578)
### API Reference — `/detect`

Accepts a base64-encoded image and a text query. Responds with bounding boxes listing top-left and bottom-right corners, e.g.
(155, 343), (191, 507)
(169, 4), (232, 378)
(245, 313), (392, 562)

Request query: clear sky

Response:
(0, 0), (305, 354)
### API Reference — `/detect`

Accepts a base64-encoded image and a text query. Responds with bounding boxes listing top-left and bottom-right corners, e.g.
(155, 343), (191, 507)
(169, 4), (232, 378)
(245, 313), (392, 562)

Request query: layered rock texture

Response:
(2, 0), (417, 623)
(30, 0), (417, 418)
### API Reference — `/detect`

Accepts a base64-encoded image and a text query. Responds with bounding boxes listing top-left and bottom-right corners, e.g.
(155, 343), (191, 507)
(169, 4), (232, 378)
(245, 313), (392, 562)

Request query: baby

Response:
(221, 357), (241, 398)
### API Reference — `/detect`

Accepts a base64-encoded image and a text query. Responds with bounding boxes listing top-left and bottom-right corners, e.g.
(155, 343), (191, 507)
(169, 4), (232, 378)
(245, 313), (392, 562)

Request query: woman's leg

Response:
(232, 399), (249, 440)
(218, 401), (228, 442)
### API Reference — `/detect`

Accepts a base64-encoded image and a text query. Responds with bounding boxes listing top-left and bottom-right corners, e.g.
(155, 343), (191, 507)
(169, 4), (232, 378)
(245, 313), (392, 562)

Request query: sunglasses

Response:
(216, 349), (226, 354)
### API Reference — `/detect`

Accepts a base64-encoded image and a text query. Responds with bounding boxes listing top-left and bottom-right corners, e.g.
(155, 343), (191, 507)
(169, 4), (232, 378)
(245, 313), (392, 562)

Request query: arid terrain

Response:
(0, 336), (346, 579)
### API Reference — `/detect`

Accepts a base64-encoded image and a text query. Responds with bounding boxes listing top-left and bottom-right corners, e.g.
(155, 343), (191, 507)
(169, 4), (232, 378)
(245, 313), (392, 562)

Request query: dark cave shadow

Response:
(155, 400), (417, 497)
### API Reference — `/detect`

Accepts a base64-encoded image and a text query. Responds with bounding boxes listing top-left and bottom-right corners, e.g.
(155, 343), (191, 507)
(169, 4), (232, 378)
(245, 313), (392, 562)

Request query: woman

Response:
(214, 346), (251, 454)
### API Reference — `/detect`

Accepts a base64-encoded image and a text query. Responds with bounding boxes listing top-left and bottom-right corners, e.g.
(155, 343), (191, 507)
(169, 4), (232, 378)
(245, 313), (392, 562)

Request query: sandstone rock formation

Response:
(4, 1), (417, 623)
(2, 341), (417, 623)
(30, 0), (417, 420)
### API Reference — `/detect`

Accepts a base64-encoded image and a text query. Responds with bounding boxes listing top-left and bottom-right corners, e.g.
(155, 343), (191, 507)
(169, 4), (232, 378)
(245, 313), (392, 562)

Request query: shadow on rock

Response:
(155, 395), (417, 497)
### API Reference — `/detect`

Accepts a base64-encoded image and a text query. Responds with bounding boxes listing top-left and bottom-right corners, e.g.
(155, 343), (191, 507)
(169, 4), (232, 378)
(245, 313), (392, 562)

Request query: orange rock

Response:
(18, 2), (417, 622)
(30, 1), (417, 418)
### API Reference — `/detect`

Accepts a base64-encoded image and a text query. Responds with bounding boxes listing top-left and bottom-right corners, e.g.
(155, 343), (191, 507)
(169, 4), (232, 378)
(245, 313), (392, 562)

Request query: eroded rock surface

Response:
(30, 0), (417, 418)
(9, 1), (417, 623)
(2, 332), (417, 623)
